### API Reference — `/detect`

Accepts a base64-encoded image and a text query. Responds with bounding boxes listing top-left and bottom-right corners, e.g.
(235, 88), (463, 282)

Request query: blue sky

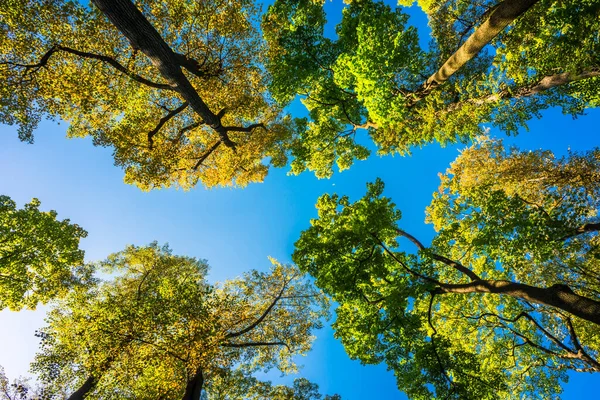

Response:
(1, 0), (600, 398)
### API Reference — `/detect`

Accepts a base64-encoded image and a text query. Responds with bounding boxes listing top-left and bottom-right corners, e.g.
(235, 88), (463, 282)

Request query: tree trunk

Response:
(90, 0), (235, 147)
(412, 0), (539, 104)
(67, 376), (97, 400)
(181, 366), (204, 400)
(436, 280), (600, 325)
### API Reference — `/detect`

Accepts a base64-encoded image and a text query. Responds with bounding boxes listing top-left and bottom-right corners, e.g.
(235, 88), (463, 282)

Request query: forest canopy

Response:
(27, 243), (330, 399)
(1, 0), (599, 398)
(2, 0), (598, 188)
(263, 0), (600, 178)
(293, 139), (600, 399)
(1, 0), (292, 189)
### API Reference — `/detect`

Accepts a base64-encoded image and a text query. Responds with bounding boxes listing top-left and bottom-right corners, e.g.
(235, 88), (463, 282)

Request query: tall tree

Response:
(263, 0), (600, 178)
(201, 369), (341, 400)
(32, 243), (328, 400)
(1, 0), (291, 190)
(0, 365), (52, 400)
(293, 141), (600, 399)
(0, 196), (89, 311)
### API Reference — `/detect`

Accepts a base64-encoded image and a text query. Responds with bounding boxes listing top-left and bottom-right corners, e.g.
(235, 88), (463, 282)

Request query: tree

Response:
(32, 243), (328, 400)
(0, 366), (51, 400)
(292, 141), (600, 399)
(1, 0), (291, 190)
(1, 366), (32, 400)
(262, 0), (600, 178)
(0, 195), (90, 311)
(201, 369), (341, 400)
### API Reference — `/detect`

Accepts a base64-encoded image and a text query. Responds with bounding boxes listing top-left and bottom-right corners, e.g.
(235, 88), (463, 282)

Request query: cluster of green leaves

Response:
(293, 140), (600, 399)
(30, 243), (330, 399)
(294, 180), (514, 399)
(0, 195), (89, 311)
(201, 370), (341, 400)
(263, 0), (600, 178)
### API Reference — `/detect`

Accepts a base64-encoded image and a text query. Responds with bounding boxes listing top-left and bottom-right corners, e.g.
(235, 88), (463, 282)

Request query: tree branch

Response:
(224, 279), (290, 339)
(54, 45), (174, 90)
(435, 280), (600, 326)
(91, 0), (242, 149)
(192, 140), (221, 170)
(558, 222), (600, 242)
(395, 228), (480, 281)
(565, 317), (600, 370)
(409, 0), (539, 105)
(175, 53), (221, 79)
(371, 233), (441, 285)
(148, 102), (188, 149)
(427, 292), (456, 393)
(443, 69), (600, 115)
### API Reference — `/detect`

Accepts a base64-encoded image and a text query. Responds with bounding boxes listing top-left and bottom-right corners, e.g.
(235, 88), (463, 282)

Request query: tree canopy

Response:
(2, 0), (600, 398)
(1, 0), (291, 190)
(0, 196), (89, 311)
(293, 139), (600, 399)
(3, 0), (598, 188)
(263, 0), (600, 178)
(31, 243), (328, 400)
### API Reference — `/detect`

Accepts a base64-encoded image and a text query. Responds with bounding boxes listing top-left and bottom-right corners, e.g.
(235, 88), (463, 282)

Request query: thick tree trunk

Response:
(181, 366), (204, 400)
(436, 280), (600, 325)
(412, 0), (539, 104)
(91, 0), (235, 147)
(67, 376), (97, 400)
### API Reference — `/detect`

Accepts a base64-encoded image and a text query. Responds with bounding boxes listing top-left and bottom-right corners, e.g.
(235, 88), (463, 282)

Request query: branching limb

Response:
(427, 292), (456, 396)
(371, 233), (441, 285)
(175, 53), (221, 79)
(558, 222), (600, 242)
(4, 45), (176, 91)
(395, 228), (480, 281)
(147, 102), (188, 149)
(192, 141), (221, 170)
(565, 317), (600, 370)
(435, 280), (600, 325)
(224, 278), (291, 339)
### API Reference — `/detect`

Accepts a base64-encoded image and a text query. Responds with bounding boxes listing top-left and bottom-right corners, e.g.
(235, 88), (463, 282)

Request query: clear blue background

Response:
(1, 1), (599, 398)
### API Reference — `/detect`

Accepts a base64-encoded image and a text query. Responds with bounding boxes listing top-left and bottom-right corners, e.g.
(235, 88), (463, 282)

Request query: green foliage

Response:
(32, 243), (328, 399)
(263, 0), (600, 178)
(203, 369), (341, 400)
(0, 195), (89, 311)
(1, 0), (291, 189)
(294, 181), (510, 399)
(293, 141), (600, 398)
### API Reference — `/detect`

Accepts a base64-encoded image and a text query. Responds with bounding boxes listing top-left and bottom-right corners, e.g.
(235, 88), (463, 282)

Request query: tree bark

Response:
(91, 0), (236, 147)
(438, 69), (599, 116)
(474, 69), (600, 106)
(67, 376), (97, 400)
(411, 0), (539, 104)
(436, 280), (600, 326)
(181, 366), (204, 400)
